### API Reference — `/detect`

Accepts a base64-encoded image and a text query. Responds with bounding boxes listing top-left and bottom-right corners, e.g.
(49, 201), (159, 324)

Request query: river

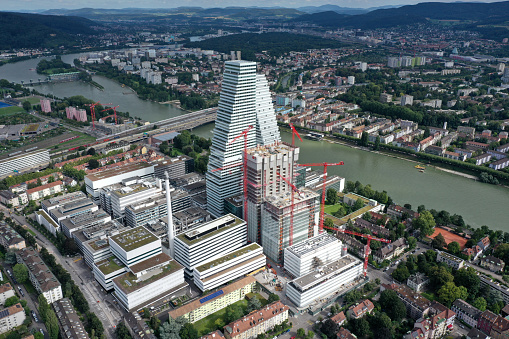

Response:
(1, 56), (508, 231)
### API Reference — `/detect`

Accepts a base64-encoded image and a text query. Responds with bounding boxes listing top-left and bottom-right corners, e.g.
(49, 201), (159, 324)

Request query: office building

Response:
(124, 193), (167, 228)
(174, 214), (247, 277)
(0, 303), (26, 334)
(168, 276), (256, 323)
(286, 255), (363, 308)
(246, 142), (298, 243)
(60, 209), (111, 238)
(82, 238), (111, 268)
(284, 233), (344, 278)
(172, 206), (211, 234)
(207, 61), (280, 217)
(223, 301), (289, 339)
(53, 298), (90, 339)
(0, 150), (50, 179)
(153, 155), (194, 180)
(16, 247), (63, 304)
(193, 243), (266, 292)
(85, 162), (154, 203)
(261, 189), (319, 263)
(113, 253), (186, 311)
(93, 255), (127, 291)
(109, 226), (162, 267)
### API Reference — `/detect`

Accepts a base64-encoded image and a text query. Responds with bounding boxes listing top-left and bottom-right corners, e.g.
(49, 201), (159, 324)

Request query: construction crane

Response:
(297, 162), (344, 232)
(101, 105), (120, 124)
(289, 123), (303, 146)
(85, 101), (101, 129)
(326, 225), (391, 277)
(275, 171), (301, 246)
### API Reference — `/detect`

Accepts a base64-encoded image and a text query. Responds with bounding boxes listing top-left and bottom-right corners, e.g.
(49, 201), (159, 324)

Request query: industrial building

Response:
(109, 226), (162, 267)
(193, 243), (266, 292)
(0, 149), (50, 179)
(124, 193), (168, 228)
(60, 209), (112, 238)
(261, 188), (319, 263)
(206, 60), (281, 217)
(85, 162), (154, 203)
(246, 142), (298, 243)
(286, 255), (364, 308)
(93, 255), (127, 291)
(153, 155), (194, 180)
(174, 214), (247, 277)
(284, 233), (345, 278)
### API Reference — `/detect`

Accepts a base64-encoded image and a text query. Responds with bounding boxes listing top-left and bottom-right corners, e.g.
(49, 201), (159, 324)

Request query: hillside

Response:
(186, 32), (347, 59)
(0, 12), (98, 49)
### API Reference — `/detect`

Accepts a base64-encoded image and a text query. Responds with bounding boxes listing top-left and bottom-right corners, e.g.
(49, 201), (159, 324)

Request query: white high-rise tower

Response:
(206, 61), (281, 218)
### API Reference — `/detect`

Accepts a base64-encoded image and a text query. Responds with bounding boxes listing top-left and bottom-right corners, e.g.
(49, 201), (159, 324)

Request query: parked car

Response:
(18, 286), (24, 297)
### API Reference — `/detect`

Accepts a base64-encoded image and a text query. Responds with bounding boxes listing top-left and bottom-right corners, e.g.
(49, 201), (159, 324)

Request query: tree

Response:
(297, 328), (306, 338)
(87, 147), (96, 155)
(447, 241), (460, 254)
(22, 100), (31, 112)
(5, 251), (17, 265)
(432, 233), (447, 249)
(4, 296), (20, 307)
(34, 333), (44, 339)
(326, 188), (338, 205)
(48, 175), (55, 183)
(407, 236), (417, 249)
(320, 319), (338, 339)
(225, 305), (243, 323)
(180, 323), (198, 339)
(438, 282), (468, 307)
(115, 322), (133, 339)
(38, 294), (49, 322)
(429, 266), (454, 291)
(353, 198), (364, 211)
(413, 210), (436, 237)
(88, 158), (100, 169)
(45, 309), (60, 339)
(380, 289), (406, 321)
(268, 293), (280, 303)
(374, 136), (380, 150)
(362, 212), (372, 221)
(86, 312), (104, 338)
(360, 132), (369, 146)
(392, 264), (410, 282)
(13, 264), (28, 283)
(454, 267), (480, 298)
(472, 297), (487, 311)
(369, 312), (393, 339)
(349, 317), (370, 337)
(247, 296), (262, 312)
(324, 218), (334, 228)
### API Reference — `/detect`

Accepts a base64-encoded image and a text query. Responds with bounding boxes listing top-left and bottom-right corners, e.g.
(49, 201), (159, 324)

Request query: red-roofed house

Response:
(337, 328), (357, 339)
(347, 299), (374, 319)
(330, 311), (346, 326)
(405, 302), (455, 339)
(26, 181), (63, 201)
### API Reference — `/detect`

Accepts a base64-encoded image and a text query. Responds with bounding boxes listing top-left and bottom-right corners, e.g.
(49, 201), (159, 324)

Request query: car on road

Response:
(39, 329), (44, 335)
(18, 286), (24, 297)
(31, 311), (39, 322)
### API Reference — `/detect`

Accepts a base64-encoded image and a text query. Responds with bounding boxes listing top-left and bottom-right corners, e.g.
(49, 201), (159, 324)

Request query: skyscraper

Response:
(206, 61), (281, 217)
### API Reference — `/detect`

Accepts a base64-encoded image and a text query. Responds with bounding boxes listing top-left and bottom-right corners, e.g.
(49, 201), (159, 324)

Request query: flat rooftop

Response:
(110, 226), (159, 252)
(265, 188), (318, 209)
(176, 214), (244, 246)
(41, 191), (87, 209)
(195, 243), (261, 273)
(285, 233), (340, 258)
(291, 255), (361, 290)
(86, 162), (152, 182)
(85, 238), (109, 252)
(95, 256), (126, 275)
(111, 184), (150, 198)
(129, 252), (171, 274)
(246, 142), (296, 158)
(0, 149), (48, 162)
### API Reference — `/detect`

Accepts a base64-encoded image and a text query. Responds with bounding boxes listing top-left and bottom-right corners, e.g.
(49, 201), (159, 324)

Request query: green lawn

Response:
(193, 294), (267, 336)
(324, 203), (343, 215)
(421, 291), (436, 301)
(27, 229), (36, 236)
(0, 106), (24, 116)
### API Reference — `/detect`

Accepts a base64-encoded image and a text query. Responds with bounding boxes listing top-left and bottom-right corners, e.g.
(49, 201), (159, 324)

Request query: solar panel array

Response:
(0, 309), (10, 319)
(199, 290), (224, 304)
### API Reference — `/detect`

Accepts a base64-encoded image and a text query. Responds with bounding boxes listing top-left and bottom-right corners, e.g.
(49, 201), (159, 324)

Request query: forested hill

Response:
(0, 12), (98, 49)
(294, 1), (509, 29)
(186, 32), (347, 60)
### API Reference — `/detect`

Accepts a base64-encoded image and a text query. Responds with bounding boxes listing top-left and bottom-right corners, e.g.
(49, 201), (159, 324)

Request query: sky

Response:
(2, 0), (502, 10)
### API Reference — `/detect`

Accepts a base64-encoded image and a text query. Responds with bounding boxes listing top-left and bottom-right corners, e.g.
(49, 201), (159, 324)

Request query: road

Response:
(1, 206), (122, 339)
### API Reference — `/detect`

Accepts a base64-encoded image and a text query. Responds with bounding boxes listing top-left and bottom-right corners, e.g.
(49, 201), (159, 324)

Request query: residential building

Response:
(16, 247), (63, 303)
(380, 93), (393, 103)
(113, 253), (186, 311)
(52, 298), (90, 339)
(401, 95), (414, 106)
(490, 158), (509, 170)
(168, 276), (257, 323)
(381, 283), (431, 320)
(373, 238), (407, 263)
(223, 301), (289, 339)
(26, 180), (64, 201)
(331, 312), (346, 326)
(337, 328), (357, 339)
(261, 188), (319, 263)
(0, 223), (26, 250)
(0, 284), (15, 305)
(467, 328), (490, 339)
(387, 205), (419, 220)
(452, 299), (481, 328)
(490, 316), (509, 339)
(407, 273), (429, 292)
(123, 312), (157, 339)
(286, 255), (364, 308)
(193, 243), (266, 292)
(0, 150), (50, 179)
(347, 299), (374, 319)
(478, 310), (498, 335)
(40, 99), (51, 113)
(0, 191), (21, 207)
(472, 154), (492, 166)
(457, 126), (476, 139)
(436, 250), (465, 270)
(207, 61), (280, 217)
(480, 255), (505, 273)
(284, 233), (344, 278)
(354, 218), (390, 238)
(406, 303), (455, 339)
(0, 303), (26, 334)
(109, 226), (162, 267)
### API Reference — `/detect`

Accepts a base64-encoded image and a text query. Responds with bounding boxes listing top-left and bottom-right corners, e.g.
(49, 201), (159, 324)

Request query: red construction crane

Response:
(326, 226), (391, 277)
(289, 123), (303, 146)
(275, 171), (301, 246)
(101, 105), (120, 124)
(85, 101), (101, 129)
(297, 162), (344, 232)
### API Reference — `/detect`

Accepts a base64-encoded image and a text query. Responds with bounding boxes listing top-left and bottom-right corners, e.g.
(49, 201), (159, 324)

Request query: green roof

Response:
(96, 256), (125, 275)
(88, 238), (109, 251)
(340, 205), (373, 223)
(110, 226), (158, 252)
(35, 210), (59, 229)
(112, 185), (148, 197)
(176, 214), (244, 246)
(114, 260), (182, 294)
(195, 243), (260, 272)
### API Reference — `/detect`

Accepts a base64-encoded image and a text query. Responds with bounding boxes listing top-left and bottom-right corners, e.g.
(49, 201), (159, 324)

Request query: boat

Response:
(419, 169), (425, 173)
(306, 132), (324, 141)
(415, 165), (425, 170)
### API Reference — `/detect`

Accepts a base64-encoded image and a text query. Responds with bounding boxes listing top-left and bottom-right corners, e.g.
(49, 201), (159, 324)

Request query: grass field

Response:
(421, 291), (436, 301)
(324, 203), (343, 215)
(0, 106), (24, 115)
(20, 97), (42, 105)
(193, 294), (268, 336)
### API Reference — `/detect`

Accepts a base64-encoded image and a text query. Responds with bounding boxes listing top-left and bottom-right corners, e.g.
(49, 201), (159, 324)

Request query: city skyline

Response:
(2, 0), (506, 11)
